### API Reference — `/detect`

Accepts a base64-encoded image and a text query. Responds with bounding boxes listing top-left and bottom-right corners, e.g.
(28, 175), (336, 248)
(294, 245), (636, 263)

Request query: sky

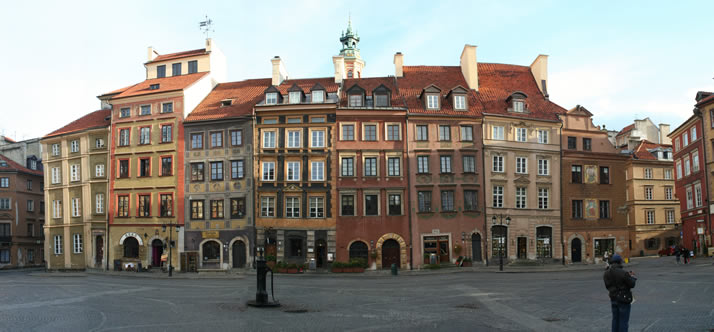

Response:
(1, 0), (713, 140)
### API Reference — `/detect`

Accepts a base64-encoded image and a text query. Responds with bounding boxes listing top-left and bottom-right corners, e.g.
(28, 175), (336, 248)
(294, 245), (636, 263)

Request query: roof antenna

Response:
(199, 15), (214, 38)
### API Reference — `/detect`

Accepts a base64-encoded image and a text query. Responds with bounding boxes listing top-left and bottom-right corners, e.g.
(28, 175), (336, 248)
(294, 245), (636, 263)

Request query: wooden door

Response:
(95, 236), (103, 266)
(232, 240), (246, 268)
(517, 237), (527, 259)
(571, 238), (582, 262)
(471, 233), (482, 262)
(438, 240), (450, 263)
(381, 239), (400, 268)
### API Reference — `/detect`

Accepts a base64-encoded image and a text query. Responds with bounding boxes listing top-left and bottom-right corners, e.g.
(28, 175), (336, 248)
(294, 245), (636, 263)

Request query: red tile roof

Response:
(398, 66), (483, 117)
(616, 124), (635, 137)
(1, 136), (16, 143)
(148, 48), (207, 63)
(340, 77), (405, 108)
(275, 77), (339, 94)
(632, 140), (672, 160)
(44, 109), (111, 138)
(476, 63), (566, 121)
(0, 154), (42, 176)
(185, 79), (271, 122)
(99, 84), (134, 98)
(112, 72), (208, 99)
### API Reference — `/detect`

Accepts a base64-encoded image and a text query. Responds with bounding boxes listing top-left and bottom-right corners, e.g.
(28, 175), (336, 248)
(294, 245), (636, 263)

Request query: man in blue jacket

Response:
(603, 254), (636, 332)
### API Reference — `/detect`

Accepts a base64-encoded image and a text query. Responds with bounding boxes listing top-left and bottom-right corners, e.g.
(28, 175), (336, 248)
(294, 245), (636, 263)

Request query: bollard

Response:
(247, 256), (280, 307)
(391, 263), (398, 276)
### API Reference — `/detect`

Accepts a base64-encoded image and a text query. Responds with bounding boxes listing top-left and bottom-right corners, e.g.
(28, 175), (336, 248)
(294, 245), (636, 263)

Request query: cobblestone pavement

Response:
(0, 257), (712, 331)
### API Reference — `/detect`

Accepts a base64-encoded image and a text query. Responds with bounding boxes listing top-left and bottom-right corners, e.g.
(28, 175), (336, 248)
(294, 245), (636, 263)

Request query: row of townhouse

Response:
(41, 23), (682, 271)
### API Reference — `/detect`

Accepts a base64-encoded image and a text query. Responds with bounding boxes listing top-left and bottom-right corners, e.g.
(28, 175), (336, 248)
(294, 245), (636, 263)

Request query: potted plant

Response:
(350, 258), (366, 273)
(287, 263), (299, 274)
(331, 261), (344, 273)
(265, 255), (277, 269)
(276, 261), (287, 273)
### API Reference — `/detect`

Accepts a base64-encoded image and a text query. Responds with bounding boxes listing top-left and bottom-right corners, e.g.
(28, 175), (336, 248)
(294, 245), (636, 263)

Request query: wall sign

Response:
(119, 232), (143, 246)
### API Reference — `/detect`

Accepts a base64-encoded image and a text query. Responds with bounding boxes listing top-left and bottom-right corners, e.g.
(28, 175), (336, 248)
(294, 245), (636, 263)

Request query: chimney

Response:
(147, 46), (158, 62)
(271, 56), (288, 86)
(394, 52), (404, 78)
(333, 55), (345, 84)
(659, 124), (671, 145)
(205, 38), (213, 52)
(530, 54), (549, 97)
(459, 45), (478, 91)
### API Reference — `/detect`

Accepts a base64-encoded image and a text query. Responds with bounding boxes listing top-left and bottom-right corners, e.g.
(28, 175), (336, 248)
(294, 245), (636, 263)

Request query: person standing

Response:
(682, 247), (689, 264)
(604, 254), (637, 332)
(674, 246), (681, 264)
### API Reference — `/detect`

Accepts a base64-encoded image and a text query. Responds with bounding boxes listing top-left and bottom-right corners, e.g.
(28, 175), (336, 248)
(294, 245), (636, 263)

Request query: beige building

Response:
(623, 140), (679, 256)
(481, 55), (566, 262)
(42, 110), (111, 270)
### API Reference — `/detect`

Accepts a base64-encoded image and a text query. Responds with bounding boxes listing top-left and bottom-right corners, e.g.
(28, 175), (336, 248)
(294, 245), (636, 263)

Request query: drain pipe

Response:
(558, 117), (565, 265)
(481, 120), (489, 267)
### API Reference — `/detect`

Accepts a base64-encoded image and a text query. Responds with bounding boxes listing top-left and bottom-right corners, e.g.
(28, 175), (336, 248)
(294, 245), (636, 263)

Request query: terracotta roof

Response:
(340, 77), (405, 108)
(99, 84), (134, 97)
(476, 63), (566, 121)
(112, 72), (208, 99)
(44, 109), (111, 138)
(186, 79), (271, 122)
(274, 77), (339, 94)
(1, 136), (16, 143)
(616, 124), (635, 137)
(632, 140), (672, 160)
(148, 48), (207, 63)
(0, 154), (42, 176)
(398, 66), (483, 117)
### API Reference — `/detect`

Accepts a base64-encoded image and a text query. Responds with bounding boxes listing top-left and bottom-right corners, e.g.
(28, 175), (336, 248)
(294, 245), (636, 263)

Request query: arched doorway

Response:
(232, 240), (246, 268)
(471, 233), (482, 262)
(123, 237), (139, 258)
(151, 239), (164, 267)
(316, 239), (327, 268)
(349, 241), (369, 263)
(381, 239), (400, 269)
(572, 238), (582, 263)
(202, 241), (221, 268)
(95, 235), (103, 266)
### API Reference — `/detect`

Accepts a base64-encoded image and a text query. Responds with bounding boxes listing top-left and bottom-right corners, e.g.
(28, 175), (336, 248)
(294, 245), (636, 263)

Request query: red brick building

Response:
(670, 114), (709, 255)
(335, 77), (410, 269)
(0, 155), (44, 268)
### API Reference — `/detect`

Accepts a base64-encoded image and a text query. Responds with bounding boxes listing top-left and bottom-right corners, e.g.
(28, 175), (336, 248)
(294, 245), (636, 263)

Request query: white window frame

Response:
(684, 157), (691, 176)
(516, 128), (527, 142)
(417, 156), (429, 174)
(311, 90), (324, 103)
(260, 196), (275, 217)
(387, 157), (401, 176)
(695, 183), (703, 207)
(285, 196), (300, 218)
(666, 209), (675, 224)
(463, 156), (476, 173)
(287, 130), (301, 148)
(664, 169), (672, 180)
(440, 156), (452, 173)
(646, 210), (655, 224)
(286, 161), (300, 181)
(515, 187), (527, 209)
(454, 95), (466, 110)
(73, 233), (83, 254)
(54, 235), (62, 254)
(645, 187), (653, 200)
(265, 92), (278, 104)
(52, 200), (62, 218)
(427, 94), (439, 109)
(289, 91), (301, 104)
(683, 132), (689, 146)
(95, 164), (105, 177)
(309, 196), (325, 218)
(516, 157), (528, 174)
(311, 130), (325, 148)
(311, 161), (325, 181)
(70, 164), (80, 182)
(492, 126), (504, 140)
(492, 185), (504, 208)
(513, 100), (525, 112)
(96, 193), (104, 214)
(538, 188), (549, 209)
(538, 159), (549, 176)
(263, 131), (276, 149)
(686, 186), (693, 210)
(70, 140), (79, 153)
(691, 126), (697, 141)
(537, 129), (549, 144)
(492, 155), (504, 173)
(52, 143), (60, 156)
(71, 198), (81, 217)
(460, 126), (473, 141)
(665, 187), (673, 200)
(676, 160), (682, 179)
(692, 150), (700, 172)
(51, 167), (61, 184)
(262, 162), (275, 181)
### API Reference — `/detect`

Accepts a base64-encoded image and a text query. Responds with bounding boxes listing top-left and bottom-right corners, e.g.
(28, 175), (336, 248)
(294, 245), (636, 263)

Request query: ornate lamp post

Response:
(162, 222), (181, 277)
(492, 214), (511, 271)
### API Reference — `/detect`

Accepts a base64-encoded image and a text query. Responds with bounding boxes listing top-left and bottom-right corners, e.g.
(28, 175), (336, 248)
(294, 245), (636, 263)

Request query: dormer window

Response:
(454, 95), (466, 110)
(157, 65), (166, 78)
(349, 94), (363, 107)
(149, 84), (160, 90)
(375, 94), (389, 107)
(265, 92), (278, 105)
(289, 91), (301, 104)
(220, 99), (233, 107)
(514, 100), (525, 112)
(427, 95), (439, 109)
(312, 90), (324, 103)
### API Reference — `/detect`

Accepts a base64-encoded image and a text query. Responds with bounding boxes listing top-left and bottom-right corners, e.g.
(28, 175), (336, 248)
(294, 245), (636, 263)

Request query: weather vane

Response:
(199, 15), (214, 38)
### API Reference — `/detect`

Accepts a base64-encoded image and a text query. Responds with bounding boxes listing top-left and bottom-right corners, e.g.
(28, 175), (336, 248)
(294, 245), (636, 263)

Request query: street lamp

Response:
(162, 221), (181, 277)
(492, 214), (511, 271)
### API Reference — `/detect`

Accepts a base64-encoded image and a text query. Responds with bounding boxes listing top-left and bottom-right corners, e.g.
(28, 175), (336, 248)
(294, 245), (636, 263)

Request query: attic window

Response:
(221, 99), (233, 107)
(349, 94), (363, 107)
(266, 92), (278, 105)
(426, 94), (440, 109)
(375, 94), (389, 107)
(513, 100), (525, 112)
(0, 161), (6, 167)
(149, 84), (160, 90)
(289, 91), (301, 104)
(311, 90), (324, 103)
(454, 95), (466, 110)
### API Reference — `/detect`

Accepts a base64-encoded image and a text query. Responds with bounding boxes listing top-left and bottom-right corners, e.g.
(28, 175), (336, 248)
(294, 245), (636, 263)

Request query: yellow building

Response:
(102, 39), (223, 271)
(42, 110), (111, 270)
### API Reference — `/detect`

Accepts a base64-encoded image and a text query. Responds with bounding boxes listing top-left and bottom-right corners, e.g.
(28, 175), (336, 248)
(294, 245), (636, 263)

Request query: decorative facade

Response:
(0, 155), (44, 269)
(42, 110), (110, 270)
(183, 80), (264, 270)
(560, 106), (630, 263)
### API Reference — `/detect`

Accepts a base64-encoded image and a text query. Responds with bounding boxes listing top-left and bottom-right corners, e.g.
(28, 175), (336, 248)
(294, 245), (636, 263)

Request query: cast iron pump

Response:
(247, 249), (279, 307)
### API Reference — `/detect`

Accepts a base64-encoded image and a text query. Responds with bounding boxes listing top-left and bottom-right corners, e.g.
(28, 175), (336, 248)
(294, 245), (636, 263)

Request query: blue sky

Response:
(1, 1), (713, 139)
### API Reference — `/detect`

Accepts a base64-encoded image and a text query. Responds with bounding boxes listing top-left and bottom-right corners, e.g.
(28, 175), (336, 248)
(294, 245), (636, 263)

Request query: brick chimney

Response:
(530, 54), (549, 97)
(459, 45), (478, 91)
(147, 46), (158, 62)
(394, 52), (404, 78)
(271, 56), (288, 86)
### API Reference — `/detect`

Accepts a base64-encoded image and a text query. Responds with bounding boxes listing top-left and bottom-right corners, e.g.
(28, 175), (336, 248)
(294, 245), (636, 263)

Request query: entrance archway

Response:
(201, 240), (221, 268)
(381, 239), (400, 269)
(232, 240), (246, 268)
(123, 237), (139, 258)
(471, 233), (482, 262)
(151, 239), (164, 267)
(572, 238), (582, 263)
(349, 241), (369, 263)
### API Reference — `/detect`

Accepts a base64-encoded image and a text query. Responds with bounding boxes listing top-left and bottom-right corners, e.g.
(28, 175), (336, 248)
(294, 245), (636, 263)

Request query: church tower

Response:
(335, 18), (365, 81)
